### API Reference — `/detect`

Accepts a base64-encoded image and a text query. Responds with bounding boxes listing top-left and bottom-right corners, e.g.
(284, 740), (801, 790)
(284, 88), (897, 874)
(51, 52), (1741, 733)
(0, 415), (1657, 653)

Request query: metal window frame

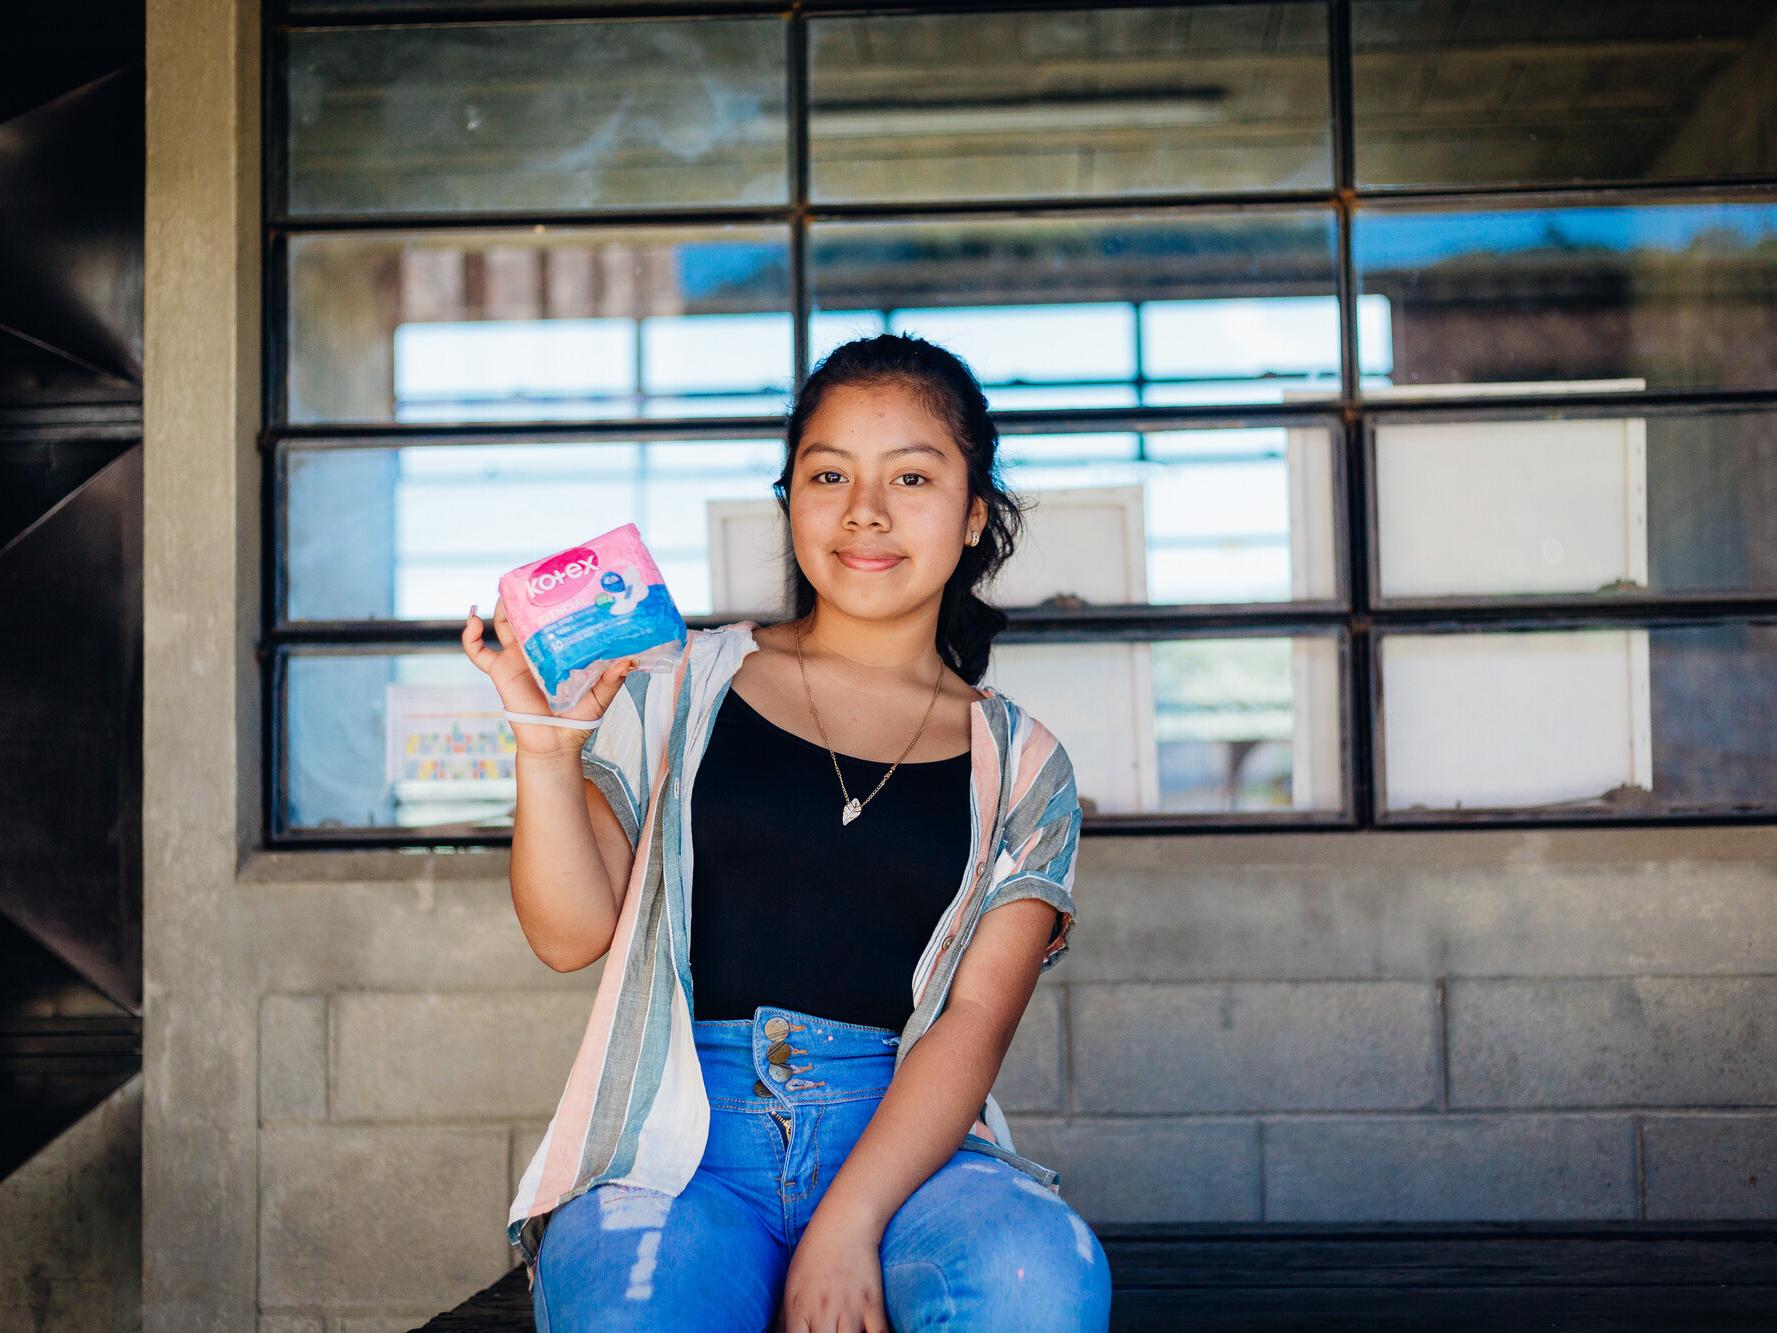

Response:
(260, 0), (1777, 847)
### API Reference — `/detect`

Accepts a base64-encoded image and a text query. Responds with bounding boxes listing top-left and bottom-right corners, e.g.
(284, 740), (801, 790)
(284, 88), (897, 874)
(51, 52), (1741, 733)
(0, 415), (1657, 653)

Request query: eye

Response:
(807, 468), (927, 485)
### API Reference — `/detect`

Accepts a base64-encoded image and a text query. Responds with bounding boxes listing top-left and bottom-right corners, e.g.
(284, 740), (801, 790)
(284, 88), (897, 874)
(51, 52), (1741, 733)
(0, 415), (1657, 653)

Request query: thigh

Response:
(534, 1171), (786, 1333)
(879, 1153), (1112, 1333)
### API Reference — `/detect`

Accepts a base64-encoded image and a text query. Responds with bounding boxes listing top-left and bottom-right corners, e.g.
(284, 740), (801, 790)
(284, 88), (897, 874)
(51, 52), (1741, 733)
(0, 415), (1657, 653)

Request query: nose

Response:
(842, 477), (891, 529)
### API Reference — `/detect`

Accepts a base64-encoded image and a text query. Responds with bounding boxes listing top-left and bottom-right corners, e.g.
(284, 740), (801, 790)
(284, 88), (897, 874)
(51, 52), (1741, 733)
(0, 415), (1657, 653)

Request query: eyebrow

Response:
(800, 442), (949, 463)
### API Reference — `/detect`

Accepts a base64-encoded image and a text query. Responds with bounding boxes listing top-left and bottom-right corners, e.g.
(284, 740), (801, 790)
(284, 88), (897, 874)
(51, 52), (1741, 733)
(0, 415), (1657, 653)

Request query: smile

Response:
(836, 552), (906, 572)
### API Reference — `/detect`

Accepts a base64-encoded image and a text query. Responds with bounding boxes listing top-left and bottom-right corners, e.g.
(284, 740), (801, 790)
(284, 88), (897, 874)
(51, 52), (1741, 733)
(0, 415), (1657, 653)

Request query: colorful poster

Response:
(385, 684), (518, 791)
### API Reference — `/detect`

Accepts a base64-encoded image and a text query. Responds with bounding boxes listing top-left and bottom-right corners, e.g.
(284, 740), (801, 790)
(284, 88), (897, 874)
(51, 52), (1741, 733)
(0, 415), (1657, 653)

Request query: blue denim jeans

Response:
(532, 1004), (1112, 1331)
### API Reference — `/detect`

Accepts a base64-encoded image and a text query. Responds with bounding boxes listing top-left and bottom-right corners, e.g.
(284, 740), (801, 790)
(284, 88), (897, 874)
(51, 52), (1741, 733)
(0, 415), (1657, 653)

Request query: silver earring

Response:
(968, 530), (980, 546)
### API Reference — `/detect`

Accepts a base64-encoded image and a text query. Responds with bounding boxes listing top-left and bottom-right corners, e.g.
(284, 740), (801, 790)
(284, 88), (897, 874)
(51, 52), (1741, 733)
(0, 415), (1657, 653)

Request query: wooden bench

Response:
(417, 1221), (1777, 1331)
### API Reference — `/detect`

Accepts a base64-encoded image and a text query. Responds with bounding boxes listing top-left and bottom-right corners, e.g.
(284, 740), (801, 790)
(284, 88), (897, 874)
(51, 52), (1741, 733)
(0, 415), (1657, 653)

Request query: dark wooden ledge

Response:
(415, 1221), (1777, 1331)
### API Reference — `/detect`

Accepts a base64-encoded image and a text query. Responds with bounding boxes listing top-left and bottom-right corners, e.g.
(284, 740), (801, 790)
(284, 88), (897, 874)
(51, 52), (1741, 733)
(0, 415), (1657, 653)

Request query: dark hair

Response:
(770, 332), (1029, 685)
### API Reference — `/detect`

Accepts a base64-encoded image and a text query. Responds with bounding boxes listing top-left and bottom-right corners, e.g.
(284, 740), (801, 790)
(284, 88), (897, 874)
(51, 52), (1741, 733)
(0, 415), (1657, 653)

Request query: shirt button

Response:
(940, 935), (956, 950)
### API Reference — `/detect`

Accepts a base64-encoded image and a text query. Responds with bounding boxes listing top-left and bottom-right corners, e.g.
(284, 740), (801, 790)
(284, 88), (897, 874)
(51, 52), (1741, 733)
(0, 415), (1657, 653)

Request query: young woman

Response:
(462, 333), (1110, 1332)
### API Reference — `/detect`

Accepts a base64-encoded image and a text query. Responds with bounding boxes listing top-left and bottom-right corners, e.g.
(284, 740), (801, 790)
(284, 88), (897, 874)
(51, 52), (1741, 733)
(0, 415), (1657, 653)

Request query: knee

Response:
(974, 1196), (1113, 1329)
(883, 1167), (1113, 1330)
(1022, 1216), (1112, 1322)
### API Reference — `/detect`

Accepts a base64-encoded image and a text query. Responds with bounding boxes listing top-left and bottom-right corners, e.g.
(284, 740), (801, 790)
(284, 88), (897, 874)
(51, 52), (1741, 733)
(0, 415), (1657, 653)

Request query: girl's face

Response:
(788, 380), (989, 622)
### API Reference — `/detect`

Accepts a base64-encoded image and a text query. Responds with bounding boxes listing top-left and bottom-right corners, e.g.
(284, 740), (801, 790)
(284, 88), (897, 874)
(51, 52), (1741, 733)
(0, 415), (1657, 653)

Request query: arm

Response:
(777, 897), (1057, 1333)
(511, 667), (656, 972)
(820, 895), (1056, 1231)
(779, 721), (1084, 1332)
(508, 747), (632, 972)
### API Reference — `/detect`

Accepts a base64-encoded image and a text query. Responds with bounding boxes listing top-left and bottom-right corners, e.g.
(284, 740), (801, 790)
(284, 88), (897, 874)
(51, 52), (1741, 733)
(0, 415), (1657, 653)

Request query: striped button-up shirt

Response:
(508, 619), (1083, 1274)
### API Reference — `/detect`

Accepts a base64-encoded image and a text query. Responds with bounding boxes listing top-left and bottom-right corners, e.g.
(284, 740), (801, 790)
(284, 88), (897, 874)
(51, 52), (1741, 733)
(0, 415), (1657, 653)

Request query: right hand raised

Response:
(461, 597), (639, 757)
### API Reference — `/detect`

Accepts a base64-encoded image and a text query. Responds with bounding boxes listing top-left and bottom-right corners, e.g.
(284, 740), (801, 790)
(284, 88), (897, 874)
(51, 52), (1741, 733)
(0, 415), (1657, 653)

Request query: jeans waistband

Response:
(693, 1004), (900, 1107)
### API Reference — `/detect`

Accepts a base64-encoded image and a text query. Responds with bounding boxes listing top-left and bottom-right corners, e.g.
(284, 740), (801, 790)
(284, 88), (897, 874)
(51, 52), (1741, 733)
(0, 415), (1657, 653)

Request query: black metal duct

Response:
(0, 66), (146, 389)
(0, 914), (139, 1181)
(0, 0), (145, 1189)
(0, 444), (143, 1012)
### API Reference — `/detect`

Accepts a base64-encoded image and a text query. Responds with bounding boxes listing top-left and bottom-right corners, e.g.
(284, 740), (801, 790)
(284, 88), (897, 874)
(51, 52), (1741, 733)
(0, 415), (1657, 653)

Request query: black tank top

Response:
(688, 683), (973, 1032)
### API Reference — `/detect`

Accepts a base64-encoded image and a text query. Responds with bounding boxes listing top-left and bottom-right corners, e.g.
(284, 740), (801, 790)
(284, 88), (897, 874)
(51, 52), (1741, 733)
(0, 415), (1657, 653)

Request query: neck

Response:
(797, 599), (943, 685)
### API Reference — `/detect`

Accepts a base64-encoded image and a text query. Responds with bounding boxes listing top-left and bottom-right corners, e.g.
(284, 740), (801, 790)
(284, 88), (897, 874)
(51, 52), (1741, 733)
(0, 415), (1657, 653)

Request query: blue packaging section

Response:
(521, 585), (687, 699)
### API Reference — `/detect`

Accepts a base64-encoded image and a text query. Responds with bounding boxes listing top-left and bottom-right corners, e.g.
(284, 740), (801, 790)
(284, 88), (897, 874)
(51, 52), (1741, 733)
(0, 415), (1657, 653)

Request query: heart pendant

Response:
(841, 798), (862, 825)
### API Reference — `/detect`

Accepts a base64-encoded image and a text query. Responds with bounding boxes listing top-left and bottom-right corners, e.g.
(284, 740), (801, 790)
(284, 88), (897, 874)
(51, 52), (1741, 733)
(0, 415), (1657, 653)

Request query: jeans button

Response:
(767, 1041), (793, 1066)
(752, 1079), (772, 1097)
(768, 1064), (790, 1082)
(763, 1016), (790, 1041)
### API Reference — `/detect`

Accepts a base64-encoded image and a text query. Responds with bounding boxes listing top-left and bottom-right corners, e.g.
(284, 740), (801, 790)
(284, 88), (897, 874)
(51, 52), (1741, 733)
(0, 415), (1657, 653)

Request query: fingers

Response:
(460, 606), (499, 674)
(490, 596), (519, 650)
(604, 656), (640, 693)
(779, 1300), (884, 1333)
(464, 592), (640, 715)
(571, 657), (639, 720)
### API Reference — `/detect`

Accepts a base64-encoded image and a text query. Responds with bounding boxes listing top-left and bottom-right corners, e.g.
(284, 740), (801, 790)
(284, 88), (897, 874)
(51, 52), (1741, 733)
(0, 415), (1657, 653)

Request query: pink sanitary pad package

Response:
(496, 523), (688, 713)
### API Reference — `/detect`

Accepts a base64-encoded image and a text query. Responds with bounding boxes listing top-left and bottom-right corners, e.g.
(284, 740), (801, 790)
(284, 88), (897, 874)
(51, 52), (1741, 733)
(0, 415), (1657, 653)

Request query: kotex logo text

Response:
(527, 546), (601, 607)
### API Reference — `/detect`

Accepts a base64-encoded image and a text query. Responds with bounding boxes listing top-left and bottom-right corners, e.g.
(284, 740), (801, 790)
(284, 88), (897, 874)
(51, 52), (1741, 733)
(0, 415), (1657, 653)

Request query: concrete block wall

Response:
(995, 839), (1777, 1227)
(233, 832), (1777, 1327)
(245, 871), (596, 1331)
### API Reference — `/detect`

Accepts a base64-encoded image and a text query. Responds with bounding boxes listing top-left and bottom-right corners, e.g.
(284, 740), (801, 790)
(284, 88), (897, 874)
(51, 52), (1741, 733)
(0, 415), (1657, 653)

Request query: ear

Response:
(969, 495), (989, 533)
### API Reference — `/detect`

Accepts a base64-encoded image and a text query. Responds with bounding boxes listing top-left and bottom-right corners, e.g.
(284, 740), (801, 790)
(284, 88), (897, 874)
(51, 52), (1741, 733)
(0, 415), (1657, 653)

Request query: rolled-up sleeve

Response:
(980, 730), (1082, 973)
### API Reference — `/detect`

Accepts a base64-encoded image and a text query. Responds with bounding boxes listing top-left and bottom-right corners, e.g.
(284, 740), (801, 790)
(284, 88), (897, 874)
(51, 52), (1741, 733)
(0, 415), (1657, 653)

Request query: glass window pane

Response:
(1375, 408), (1777, 602)
(987, 633), (1346, 817)
(996, 425), (1341, 606)
(285, 19), (788, 217)
(809, 3), (1331, 203)
(1355, 201), (1777, 398)
(810, 211), (1342, 411)
(286, 227), (793, 424)
(1378, 621), (1777, 818)
(1353, 1), (1777, 189)
(284, 439), (784, 623)
(283, 649), (518, 834)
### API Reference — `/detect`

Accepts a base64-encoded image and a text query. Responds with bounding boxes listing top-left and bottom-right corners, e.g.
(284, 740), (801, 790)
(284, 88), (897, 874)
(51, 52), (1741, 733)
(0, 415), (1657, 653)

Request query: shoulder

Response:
(978, 687), (1076, 792)
(1020, 713), (1077, 793)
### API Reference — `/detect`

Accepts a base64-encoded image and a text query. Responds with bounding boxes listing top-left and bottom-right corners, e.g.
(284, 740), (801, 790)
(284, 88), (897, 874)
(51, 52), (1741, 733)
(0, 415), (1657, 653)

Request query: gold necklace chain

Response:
(794, 618), (945, 826)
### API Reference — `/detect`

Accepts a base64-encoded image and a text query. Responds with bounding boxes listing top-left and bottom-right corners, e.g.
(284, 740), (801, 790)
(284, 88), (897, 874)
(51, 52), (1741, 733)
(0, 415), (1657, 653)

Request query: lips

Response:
(836, 549), (905, 571)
